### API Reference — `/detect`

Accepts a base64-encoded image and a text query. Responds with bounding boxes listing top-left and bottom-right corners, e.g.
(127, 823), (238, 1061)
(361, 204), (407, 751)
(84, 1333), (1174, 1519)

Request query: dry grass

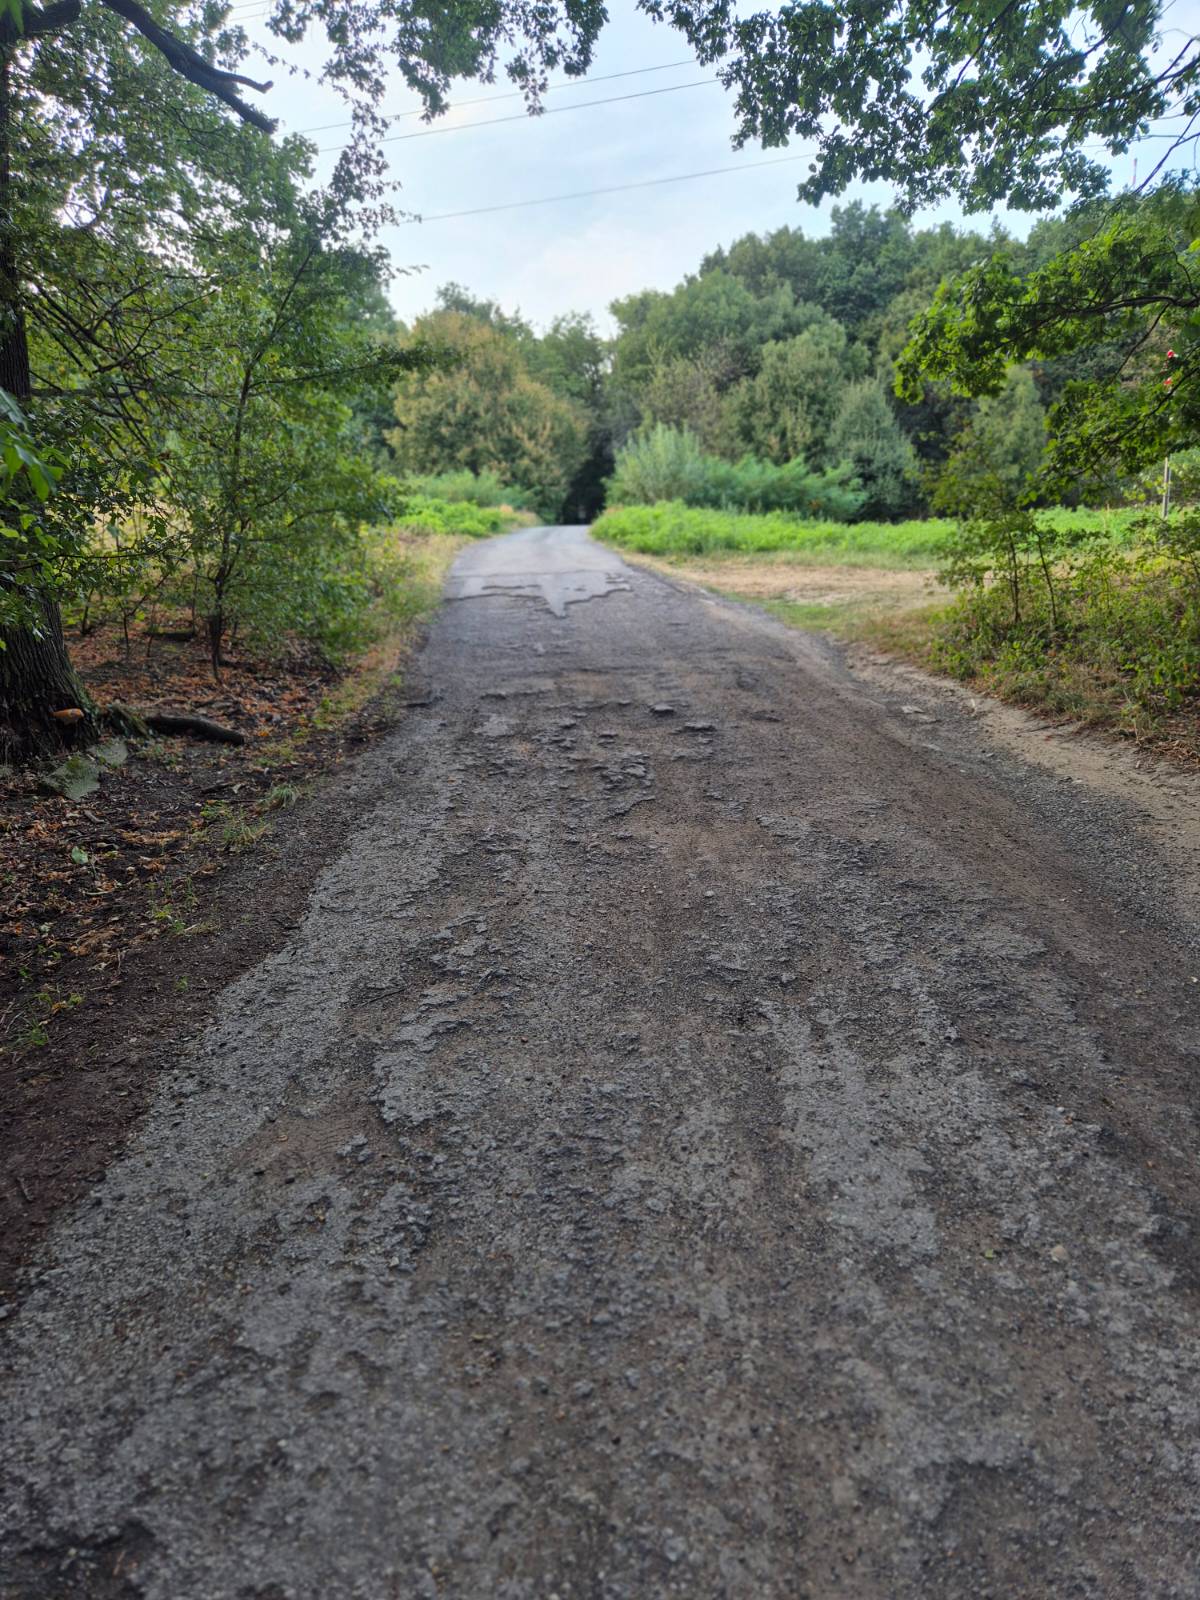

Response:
(624, 549), (941, 631)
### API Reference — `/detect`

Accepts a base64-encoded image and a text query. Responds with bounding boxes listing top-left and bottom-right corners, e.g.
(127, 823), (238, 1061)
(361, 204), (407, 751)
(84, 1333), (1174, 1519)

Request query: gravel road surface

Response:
(3, 525), (1199, 1599)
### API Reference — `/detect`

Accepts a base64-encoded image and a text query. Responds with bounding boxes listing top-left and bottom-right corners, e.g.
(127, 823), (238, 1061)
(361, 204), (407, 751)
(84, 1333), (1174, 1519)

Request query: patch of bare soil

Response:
(0, 623), (425, 1296)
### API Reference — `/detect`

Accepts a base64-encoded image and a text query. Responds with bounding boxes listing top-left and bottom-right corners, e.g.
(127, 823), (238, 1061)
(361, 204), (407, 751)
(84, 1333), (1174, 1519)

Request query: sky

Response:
(230, 0), (1192, 335)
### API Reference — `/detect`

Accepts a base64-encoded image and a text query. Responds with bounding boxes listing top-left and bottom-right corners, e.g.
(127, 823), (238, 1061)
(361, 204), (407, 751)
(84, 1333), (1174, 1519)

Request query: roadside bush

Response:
(931, 509), (1200, 725)
(410, 470), (538, 510)
(607, 423), (864, 519)
(394, 495), (533, 539)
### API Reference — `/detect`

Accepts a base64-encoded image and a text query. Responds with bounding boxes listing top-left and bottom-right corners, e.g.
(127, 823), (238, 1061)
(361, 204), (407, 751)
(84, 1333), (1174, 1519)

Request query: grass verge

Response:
(594, 502), (1137, 570)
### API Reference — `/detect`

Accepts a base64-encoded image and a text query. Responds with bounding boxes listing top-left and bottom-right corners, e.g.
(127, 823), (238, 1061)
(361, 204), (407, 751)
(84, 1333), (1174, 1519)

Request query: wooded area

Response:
(2, 0), (1197, 764)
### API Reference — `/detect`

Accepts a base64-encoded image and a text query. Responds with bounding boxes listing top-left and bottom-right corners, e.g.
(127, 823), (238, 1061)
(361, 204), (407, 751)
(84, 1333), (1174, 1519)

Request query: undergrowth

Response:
(594, 502), (1137, 569)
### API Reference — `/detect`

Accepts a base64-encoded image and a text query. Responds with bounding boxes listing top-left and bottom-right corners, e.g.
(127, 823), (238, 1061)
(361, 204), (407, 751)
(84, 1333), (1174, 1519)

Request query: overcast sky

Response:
(234, 0), (1174, 335)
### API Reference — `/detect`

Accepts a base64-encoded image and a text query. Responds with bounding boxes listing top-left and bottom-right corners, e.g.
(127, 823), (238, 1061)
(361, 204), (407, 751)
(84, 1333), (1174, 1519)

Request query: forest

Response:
(3, 0), (1199, 769)
(390, 201), (1138, 525)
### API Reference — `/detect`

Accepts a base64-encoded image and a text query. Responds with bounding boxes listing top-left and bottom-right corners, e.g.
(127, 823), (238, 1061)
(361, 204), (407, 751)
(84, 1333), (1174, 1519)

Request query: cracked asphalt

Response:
(2, 525), (1200, 1599)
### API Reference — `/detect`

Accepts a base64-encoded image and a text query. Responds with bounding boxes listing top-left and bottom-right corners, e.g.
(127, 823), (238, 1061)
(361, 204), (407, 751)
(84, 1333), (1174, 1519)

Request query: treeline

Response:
(383, 200), (1146, 525)
(4, 0), (1196, 761)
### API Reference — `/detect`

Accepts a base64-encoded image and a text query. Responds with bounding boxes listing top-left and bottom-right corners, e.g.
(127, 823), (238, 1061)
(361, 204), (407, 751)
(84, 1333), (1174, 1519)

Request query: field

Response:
(593, 502), (1137, 569)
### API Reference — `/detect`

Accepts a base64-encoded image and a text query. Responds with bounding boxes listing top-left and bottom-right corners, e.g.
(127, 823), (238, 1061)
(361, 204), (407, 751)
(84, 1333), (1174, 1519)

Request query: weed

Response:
(219, 813), (269, 852)
(14, 986), (83, 1050)
(150, 904), (188, 935)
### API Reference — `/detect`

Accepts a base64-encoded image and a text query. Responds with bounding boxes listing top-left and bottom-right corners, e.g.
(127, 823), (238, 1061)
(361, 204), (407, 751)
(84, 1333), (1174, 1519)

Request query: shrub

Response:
(394, 495), (532, 539)
(409, 470), (538, 510)
(930, 508), (1200, 724)
(607, 424), (864, 519)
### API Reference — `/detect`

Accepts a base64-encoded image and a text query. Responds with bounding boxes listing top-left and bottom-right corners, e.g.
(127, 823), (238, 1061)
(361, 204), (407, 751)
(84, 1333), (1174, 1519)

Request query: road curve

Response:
(2, 525), (1199, 1598)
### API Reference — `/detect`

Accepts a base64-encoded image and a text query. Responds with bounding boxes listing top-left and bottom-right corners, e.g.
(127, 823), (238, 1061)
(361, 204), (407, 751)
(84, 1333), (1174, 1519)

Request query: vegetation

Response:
(595, 504), (953, 569)
(607, 425), (863, 519)
(928, 520), (1200, 730)
(406, 470), (538, 511)
(388, 308), (590, 522)
(394, 495), (534, 540)
(1, 0), (1197, 765)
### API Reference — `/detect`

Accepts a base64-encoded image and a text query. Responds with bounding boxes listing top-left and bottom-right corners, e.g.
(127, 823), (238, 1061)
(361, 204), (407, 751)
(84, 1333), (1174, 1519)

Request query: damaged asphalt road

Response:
(2, 524), (1199, 1598)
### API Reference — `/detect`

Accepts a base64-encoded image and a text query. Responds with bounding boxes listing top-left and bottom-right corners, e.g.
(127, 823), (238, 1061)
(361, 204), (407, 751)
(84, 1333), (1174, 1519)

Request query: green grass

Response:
(395, 495), (534, 540)
(593, 501), (1139, 570)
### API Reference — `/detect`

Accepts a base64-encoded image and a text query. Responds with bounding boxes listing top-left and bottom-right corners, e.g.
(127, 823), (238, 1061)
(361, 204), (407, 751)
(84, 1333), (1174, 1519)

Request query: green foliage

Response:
(932, 515), (1200, 726)
(607, 424), (863, 519)
(0, 391), (58, 505)
(726, 317), (866, 467)
(389, 311), (589, 520)
(409, 470), (537, 510)
(829, 380), (919, 520)
(611, 270), (804, 394)
(632, 351), (736, 457)
(608, 207), (1025, 503)
(898, 191), (1200, 491)
(3, 0), (437, 701)
(653, 2), (1186, 214)
(935, 369), (1047, 515)
(175, 2), (1187, 225)
(594, 503), (952, 567)
(146, 178), (420, 670)
(0, 391), (71, 634)
(394, 496), (532, 539)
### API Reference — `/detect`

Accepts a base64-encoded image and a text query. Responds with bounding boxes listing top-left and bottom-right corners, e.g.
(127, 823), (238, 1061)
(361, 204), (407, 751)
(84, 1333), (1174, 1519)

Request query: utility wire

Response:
(401, 154), (811, 223)
(296, 57), (698, 136)
(320, 76), (720, 153)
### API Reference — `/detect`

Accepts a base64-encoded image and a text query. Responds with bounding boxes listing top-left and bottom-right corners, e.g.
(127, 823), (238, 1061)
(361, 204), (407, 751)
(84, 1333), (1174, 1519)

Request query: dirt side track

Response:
(2, 526), (1198, 1599)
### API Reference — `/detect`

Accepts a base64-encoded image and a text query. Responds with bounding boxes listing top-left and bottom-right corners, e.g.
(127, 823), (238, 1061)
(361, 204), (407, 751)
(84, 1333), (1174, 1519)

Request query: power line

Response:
(401, 154), (812, 223)
(296, 57), (698, 136)
(320, 76), (720, 153)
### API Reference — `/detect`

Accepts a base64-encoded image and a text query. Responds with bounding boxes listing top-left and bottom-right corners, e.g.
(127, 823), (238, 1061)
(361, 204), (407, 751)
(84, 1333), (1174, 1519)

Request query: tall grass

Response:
(594, 502), (952, 568)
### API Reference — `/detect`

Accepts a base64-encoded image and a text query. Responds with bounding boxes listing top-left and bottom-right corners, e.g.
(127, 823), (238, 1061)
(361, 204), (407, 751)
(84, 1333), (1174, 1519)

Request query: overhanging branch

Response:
(20, 0), (83, 37)
(99, 0), (276, 133)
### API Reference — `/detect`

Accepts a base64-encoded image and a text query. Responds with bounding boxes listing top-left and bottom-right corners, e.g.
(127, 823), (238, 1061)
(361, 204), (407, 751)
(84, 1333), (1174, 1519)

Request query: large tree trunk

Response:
(0, 30), (98, 760)
(0, 590), (98, 759)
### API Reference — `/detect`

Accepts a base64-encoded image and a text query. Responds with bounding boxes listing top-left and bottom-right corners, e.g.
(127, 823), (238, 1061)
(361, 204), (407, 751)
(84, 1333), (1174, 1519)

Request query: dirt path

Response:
(2, 526), (1199, 1599)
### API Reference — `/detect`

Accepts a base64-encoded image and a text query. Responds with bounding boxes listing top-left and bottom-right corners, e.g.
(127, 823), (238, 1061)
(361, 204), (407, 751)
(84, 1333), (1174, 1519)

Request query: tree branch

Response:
(98, 0), (276, 133)
(20, 0), (82, 37)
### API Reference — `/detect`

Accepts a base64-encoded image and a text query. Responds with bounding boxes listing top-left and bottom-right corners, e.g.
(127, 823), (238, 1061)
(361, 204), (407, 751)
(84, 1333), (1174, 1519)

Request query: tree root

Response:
(105, 703), (245, 745)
